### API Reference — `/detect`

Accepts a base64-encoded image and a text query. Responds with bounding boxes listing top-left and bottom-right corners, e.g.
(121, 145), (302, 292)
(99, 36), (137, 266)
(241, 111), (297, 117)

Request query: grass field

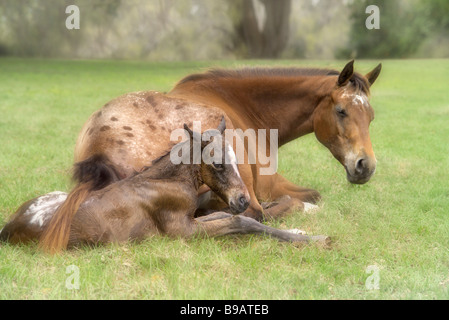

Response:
(0, 58), (448, 300)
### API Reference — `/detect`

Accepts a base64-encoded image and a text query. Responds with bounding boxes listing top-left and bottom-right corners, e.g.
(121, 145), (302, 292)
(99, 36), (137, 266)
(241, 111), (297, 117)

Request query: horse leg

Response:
(259, 195), (313, 221)
(234, 162), (267, 222)
(252, 173), (321, 219)
(192, 213), (330, 245)
(259, 172), (321, 203)
(195, 211), (234, 222)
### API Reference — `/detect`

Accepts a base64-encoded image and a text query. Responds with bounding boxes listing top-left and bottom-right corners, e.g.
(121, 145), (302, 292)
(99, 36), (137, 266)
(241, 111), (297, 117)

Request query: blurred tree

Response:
(414, 0), (449, 58)
(285, 0), (351, 59)
(228, 0), (292, 58)
(0, 0), (123, 58)
(0, 0), (447, 60)
(339, 0), (427, 59)
(423, 0), (449, 33)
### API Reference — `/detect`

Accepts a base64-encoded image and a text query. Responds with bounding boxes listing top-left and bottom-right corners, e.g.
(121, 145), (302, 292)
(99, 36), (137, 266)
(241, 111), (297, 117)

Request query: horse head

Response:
(184, 117), (250, 213)
(313, 61), (382, 184)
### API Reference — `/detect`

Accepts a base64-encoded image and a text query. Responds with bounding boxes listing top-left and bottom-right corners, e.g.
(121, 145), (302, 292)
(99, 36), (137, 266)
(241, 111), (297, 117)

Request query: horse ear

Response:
(217, 116), (226, 134)
(338, 60), (354, 86)
(183, 123), (194, 139)
(365, 63), (382, 86)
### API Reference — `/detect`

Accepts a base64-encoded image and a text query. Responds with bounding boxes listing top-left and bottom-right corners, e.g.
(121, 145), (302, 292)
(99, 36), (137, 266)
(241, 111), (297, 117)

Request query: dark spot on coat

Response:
(88, 128), (94, 135)
(125, 132), (134, 137)
(175, 105), (183, 110)
(158, 114), (163, 119)
(111, 117), (118, 121)
(161, 126), (166, 131)
(117, 140), (125, 146)
(146, 95), (157, 107)
(133, 102), (138, 108)
(100, 126), (111, 132)
(149, 125), (156, 130)
(96, 111), (103, 118)
(123, 126), (132, 131)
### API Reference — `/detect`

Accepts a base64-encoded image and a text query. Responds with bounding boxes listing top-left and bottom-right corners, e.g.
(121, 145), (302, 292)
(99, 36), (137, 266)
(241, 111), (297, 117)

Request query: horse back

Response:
(74, 91), (228, 181)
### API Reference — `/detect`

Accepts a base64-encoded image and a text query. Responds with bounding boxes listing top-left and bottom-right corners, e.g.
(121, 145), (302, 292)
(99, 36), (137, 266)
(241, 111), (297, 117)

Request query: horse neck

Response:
(173, 75), (336, 146)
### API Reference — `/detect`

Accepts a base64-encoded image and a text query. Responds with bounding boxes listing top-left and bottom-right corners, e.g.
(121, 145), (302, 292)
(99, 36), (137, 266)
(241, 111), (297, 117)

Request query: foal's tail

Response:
(39, 154), (119, 253)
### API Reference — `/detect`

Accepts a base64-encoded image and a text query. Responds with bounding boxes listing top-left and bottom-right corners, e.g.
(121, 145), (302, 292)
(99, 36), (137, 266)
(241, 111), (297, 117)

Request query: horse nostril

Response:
(355, 158), (365, 174)
(238, 195), (249, 209)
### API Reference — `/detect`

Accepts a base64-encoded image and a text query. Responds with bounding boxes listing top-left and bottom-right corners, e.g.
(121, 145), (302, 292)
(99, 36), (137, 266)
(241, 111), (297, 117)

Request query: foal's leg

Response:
(193, 213), (330, 245)
(195, 211), (233, 222)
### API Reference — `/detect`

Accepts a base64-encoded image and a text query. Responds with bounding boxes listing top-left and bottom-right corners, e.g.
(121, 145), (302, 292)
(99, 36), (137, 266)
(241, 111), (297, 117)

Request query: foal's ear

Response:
(217, 116), (226, 134)
(365, 63), (382, 86)
(338, 60), (354, 86)
(183, 123), (194, 139)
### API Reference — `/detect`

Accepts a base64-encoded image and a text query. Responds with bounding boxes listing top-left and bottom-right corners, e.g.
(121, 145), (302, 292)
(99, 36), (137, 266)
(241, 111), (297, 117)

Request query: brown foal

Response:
(1, 119), (329, 251)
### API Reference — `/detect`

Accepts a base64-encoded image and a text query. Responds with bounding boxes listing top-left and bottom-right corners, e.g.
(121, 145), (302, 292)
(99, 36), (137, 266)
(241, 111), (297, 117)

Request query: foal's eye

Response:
(336, 105), (347, 118)
(212, 162), (224, 170)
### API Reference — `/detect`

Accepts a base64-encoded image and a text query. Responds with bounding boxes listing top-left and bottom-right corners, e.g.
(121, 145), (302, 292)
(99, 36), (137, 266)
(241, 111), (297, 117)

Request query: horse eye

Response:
(336, 106), (347, 117)
(212, 162), (224, 170)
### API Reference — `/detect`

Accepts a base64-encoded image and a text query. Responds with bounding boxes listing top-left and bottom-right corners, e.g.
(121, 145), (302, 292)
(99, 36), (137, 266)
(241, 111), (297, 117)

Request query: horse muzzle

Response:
(229, 192), (250, 214)
(345, 155), (377, 184)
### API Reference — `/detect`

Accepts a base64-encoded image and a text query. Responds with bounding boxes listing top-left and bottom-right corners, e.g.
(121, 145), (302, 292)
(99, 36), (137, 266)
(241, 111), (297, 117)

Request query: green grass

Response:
(0, 58), (448, 300)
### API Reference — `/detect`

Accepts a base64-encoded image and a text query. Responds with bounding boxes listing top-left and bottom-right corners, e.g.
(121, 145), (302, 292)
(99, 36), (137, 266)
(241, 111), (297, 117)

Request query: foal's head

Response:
(313, 61), (382, 184)
(184, 117), (250, 214)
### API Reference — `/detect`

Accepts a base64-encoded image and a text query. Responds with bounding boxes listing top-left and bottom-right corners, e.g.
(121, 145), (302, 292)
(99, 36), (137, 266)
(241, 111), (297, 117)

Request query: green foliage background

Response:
(0, 0), (448, 60)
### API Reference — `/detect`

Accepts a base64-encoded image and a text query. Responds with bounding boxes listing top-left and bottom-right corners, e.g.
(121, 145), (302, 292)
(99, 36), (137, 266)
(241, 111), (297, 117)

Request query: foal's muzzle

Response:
(229, 193), (250, 214)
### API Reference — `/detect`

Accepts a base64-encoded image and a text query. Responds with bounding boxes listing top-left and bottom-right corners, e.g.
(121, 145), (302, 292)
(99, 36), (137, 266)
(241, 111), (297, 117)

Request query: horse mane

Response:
(131, 139), (191, 177)
(128, 149), (172, 178)
(178, 67), (370, 95)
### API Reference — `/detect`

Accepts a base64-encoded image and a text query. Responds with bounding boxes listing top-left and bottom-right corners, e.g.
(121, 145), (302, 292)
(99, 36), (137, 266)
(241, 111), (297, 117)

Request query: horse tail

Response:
(39, 154), (119, 253)
(0, 227), (7, 243)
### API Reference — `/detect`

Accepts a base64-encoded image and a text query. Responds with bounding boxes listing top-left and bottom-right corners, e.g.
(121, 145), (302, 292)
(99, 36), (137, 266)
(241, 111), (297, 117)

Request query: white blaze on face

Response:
(341, 89), (369, 108)
(25, 191), (68, 227)
(225, 144), (241, 178)
(352, 94), (369, 107)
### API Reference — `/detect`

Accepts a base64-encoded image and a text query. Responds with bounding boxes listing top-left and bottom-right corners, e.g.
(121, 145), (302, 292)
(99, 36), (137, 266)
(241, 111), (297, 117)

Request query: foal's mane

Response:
(178, 67), (370, 95)
(134, 139), (192, 176)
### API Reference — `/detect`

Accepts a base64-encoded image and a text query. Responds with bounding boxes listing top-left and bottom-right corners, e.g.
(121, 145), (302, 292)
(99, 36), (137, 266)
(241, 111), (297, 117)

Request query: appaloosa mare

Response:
(0, 119), (329, 252)
(39, 60), (380, 252)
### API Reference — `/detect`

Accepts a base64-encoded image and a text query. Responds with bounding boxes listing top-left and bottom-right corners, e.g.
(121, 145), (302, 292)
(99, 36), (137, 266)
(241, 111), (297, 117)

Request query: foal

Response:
(0, 119), (329, 250)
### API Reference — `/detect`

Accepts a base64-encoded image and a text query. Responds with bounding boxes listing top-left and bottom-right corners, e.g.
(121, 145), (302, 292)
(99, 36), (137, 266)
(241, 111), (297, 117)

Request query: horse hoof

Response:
(287, 228), (307, 235)
(241, 210), (264, 222)
(310, 235), (331, 248)
(303, 202), (319, 213)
